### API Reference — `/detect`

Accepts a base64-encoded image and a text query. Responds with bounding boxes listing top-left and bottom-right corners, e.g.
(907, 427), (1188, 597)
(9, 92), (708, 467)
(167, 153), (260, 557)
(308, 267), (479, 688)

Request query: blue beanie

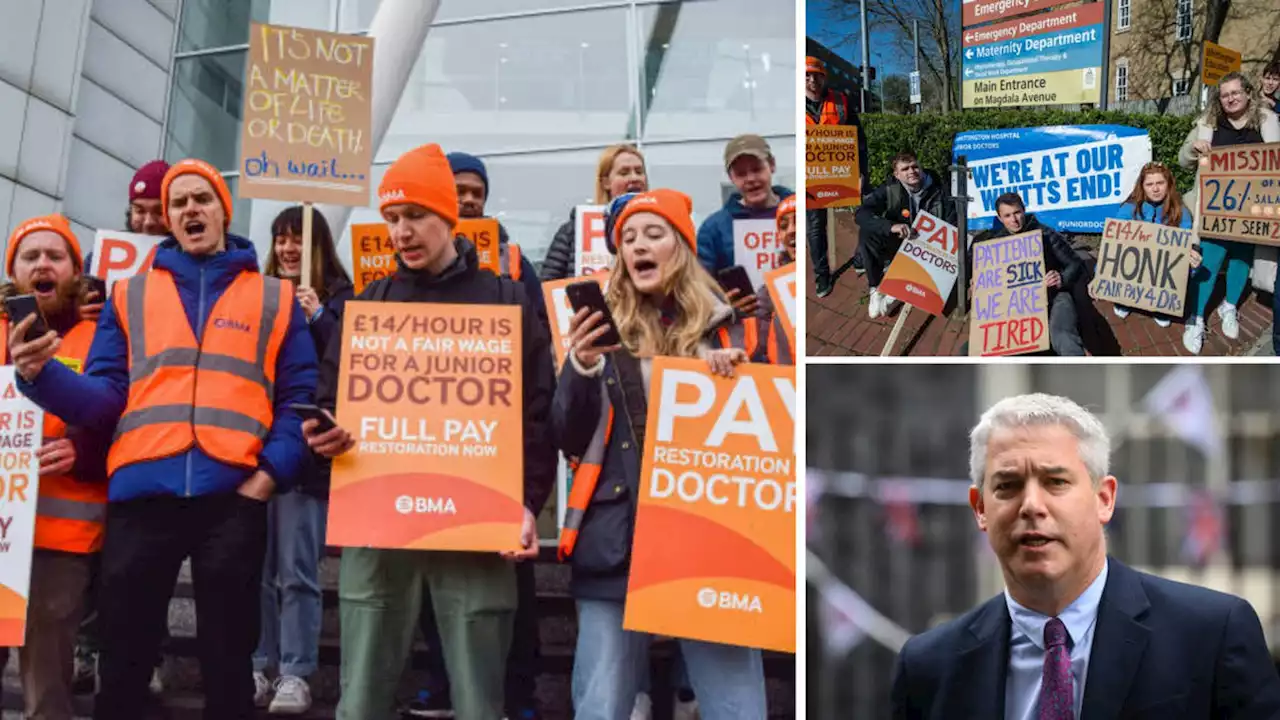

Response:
(446, 152), (489, 195)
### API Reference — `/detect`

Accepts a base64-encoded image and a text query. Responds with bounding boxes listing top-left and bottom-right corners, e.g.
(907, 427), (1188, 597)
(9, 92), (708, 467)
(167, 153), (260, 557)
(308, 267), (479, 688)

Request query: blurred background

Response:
(806, 363), (1280, 719)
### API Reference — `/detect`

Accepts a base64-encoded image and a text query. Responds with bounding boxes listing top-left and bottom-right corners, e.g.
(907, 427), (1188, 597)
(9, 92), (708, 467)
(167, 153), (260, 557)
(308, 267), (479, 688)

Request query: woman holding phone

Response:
(540, 144), (649, 281)
(553, 189), (765, 719)
(252, 206), (353, 714)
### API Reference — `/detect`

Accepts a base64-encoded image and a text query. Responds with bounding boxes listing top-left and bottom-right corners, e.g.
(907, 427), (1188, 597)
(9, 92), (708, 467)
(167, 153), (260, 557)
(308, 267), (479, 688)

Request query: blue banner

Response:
(962, 25), (1104, 81)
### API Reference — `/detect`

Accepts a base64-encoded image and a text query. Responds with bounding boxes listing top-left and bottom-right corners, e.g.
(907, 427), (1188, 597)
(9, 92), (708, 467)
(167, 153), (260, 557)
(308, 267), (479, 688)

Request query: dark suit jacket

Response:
(891, 559), (1280, 720)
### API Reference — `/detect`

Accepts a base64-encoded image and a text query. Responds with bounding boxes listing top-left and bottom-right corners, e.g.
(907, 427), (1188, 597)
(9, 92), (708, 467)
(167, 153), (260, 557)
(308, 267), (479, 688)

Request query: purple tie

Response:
(1038, 617), (1073, 720)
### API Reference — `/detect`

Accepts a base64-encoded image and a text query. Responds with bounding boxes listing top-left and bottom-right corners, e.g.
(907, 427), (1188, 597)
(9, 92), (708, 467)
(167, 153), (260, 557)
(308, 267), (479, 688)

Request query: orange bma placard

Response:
(541, 275), (607, 372)
(623, 358), (796, 653)
(764, 263), (796, 355)
(350, 223), (394, 294)
(327, 301), (525, 552)
(457, 218), (501, 276)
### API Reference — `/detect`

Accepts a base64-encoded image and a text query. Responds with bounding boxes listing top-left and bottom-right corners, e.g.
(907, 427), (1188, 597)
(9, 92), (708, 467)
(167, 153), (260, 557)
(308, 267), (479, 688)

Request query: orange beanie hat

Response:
(161, 159), (234, 229)
(611, 189), (697, 251)
(776, 195), (796, 228)
(6, 214), (81, 276)
(378, 143), (459, 228)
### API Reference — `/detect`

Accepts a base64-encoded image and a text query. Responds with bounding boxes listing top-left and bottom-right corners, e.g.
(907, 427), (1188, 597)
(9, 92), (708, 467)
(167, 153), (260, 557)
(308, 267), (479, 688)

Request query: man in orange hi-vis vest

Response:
(8, 159), (318, 720)
(806, 55), (868, 299)
(0, 214), (106, 719)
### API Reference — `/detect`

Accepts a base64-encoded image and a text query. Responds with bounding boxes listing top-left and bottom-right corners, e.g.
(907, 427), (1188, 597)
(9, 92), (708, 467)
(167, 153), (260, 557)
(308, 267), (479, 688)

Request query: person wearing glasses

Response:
(1178, 71), (1280, 354)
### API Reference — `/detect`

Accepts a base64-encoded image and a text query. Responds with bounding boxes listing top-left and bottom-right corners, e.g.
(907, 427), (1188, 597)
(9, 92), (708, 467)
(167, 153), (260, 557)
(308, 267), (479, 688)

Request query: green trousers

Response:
(336, 548), (516, 720)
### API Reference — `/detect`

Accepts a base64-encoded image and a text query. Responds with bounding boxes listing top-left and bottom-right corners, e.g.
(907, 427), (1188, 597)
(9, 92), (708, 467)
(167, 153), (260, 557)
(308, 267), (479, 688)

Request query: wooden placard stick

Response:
(300, 202), (314, 290)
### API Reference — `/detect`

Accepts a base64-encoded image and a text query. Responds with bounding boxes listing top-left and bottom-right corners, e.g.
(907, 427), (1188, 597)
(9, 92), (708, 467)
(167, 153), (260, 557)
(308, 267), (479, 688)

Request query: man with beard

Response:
(0, 213), (108, 719)
(9, 158), (318, 720)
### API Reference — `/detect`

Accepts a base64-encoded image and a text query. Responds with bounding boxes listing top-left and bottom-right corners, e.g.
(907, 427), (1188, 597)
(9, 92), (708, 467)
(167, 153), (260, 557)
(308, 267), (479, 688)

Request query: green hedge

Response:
(860, 109), (1197, 195)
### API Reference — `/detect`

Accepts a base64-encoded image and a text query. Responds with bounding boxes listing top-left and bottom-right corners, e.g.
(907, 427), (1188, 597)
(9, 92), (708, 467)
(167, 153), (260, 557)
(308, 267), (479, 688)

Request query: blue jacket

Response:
(696, 185), (795, 274)
(19, 234), (318, 502)
(1113, 201), (1194, 229)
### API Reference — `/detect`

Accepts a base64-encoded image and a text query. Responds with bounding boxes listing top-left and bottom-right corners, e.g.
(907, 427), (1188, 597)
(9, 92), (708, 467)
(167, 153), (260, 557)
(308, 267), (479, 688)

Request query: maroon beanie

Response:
(130, 160), (170, 202)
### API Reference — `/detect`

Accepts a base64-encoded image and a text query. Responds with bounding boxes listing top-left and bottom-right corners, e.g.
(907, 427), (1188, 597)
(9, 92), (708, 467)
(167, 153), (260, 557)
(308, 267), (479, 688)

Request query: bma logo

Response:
(394, 495), (457, 515)
(213, 318), (251, 332)
(379, 188), (406, 202)
(696, 586), (763, 613)
(817, 190), (840, 198)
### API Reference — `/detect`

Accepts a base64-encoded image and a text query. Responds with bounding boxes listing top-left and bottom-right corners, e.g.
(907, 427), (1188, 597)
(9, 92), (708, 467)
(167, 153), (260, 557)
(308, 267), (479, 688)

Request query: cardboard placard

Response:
(1197, 143), (1280, 246)
(238, 23), (375, 206)
(806, 125), (862, 209)
(327, 301), (524, 552)
(881, 210), (961, 316)
(763, 263), (796, 356)
(88, 231), (162, 296)
(0, 368), (41, 646)
(733, 219), (784, 290)
(623, 358), (795, 653)
(574, 205), (611, 277)
(541, 275), (607, 372)
(1089, 218), (1193, 315)
(969, 230), (1051, 357)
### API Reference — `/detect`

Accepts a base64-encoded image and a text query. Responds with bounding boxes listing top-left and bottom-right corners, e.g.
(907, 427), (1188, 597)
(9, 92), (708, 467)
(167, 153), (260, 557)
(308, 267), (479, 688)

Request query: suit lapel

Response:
(948, 596), (1011, 719)
(1081, 560), (1152, 720)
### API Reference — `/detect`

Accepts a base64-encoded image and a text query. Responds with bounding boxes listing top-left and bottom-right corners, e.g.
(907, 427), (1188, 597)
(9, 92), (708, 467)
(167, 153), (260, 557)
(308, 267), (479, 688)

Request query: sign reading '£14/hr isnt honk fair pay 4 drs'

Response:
(1089, 219), (1193, 316)
(327, 302), (525, 553)
(961, 2), (1103, 108)
(880, 210), (961, 317)
(806, 125), (862, 209)
(238, 23), (374, 206)
(0, 369), (42, 646)
(623, 359), (795, 654)
(969, 229), (1051, 357)
(1197, 143), (1280, 246)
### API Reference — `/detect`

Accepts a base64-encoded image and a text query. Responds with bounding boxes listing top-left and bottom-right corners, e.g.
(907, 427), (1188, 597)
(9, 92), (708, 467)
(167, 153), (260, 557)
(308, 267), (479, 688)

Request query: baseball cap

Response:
(723, 134), (773, 170)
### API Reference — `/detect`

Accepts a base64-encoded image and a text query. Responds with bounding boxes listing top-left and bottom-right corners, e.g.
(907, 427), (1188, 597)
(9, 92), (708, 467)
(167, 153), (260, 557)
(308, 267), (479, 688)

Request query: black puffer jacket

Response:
(969, 213), (1087, 293)
(540, 207), (578, 281)
(298, 274), (354, 498)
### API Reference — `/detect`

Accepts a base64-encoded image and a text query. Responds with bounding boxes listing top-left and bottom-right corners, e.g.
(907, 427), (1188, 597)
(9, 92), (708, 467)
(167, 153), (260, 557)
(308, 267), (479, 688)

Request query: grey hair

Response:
(969, 393), (1110, 490)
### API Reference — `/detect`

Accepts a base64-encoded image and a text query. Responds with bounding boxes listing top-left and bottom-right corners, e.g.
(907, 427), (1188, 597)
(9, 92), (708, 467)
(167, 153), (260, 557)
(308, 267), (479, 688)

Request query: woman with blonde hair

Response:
(1177, 70), (1280, 353)
(553, 189), (765, 719)
(540, 144), (648, 280)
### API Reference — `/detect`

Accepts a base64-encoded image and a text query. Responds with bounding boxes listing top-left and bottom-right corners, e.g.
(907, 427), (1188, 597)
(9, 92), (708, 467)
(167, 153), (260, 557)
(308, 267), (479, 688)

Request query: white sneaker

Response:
(1112, 305), (1130, 319)
(149, 666), (165, 695)
(1154, 316), (1172, 328)
(869, 288), (884, 319)
(674, 697), (700, 720)
(1217, 302), (1239, 339)
(881, 292), (901, 315)
(269, 675), (312, 715)
(253, 671), (272, 708)
(631, 691), (653, 720)
(1183, 316), (1205, 354)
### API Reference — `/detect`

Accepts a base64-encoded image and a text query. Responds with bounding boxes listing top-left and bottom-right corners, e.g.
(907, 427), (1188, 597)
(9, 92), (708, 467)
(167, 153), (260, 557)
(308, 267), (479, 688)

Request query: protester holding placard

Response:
(970, 193), (1088, 356)
(1260, 61), (1280, 112)
(541, 145), (649, 281)
(8, 159), (319, 720)
(554, 188), (766, 719)
(752, 195), (796, 365)
(854, 151), (955, 319)
(249, 205), (352, 714)
(1178, 71), (1280, 353)
(0, 214), (108, 720)
(697, 135), (795, 278)
(300, 143), (556, 720)
(805, 56), (867, 298)
(1106, 163), (1200, 330)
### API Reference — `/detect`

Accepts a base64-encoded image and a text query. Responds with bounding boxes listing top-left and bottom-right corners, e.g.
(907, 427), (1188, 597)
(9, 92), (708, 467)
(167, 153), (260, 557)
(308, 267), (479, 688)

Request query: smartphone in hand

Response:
(4, 294), (50, 343)
(85, 276), (108, 301)
(565, 281), (622, 348)
(716, 265), (756, 302)
(289, 403), (339, 433)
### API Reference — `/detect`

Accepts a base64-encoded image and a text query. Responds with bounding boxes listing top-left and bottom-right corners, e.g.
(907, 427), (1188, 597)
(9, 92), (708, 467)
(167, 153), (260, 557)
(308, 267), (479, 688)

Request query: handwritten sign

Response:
(0, 369), (41, 646)
(732, 219), (784, 290)
(1089, 218), (1192, 315)
(574, 205), (610, 277)
(806, 125), (862, 209)
(1198, 143), (1280, 246)
(1201, 41), (1241, 86)
(88, 231), (162, 297)
(623, 358), (795, 653)
(238, 23), (374, 206)
(350, 223), (394, 295)
(763, 263), (796, 356)
(542, 275), (606, 372)
(881, 210), (960, 316)
(969, 230), (1050, 357)
(327, 302), (524, 552)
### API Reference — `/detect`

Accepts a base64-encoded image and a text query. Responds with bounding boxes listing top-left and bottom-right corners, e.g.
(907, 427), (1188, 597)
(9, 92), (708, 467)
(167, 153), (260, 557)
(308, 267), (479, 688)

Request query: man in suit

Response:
(891, 393), (1280, 720)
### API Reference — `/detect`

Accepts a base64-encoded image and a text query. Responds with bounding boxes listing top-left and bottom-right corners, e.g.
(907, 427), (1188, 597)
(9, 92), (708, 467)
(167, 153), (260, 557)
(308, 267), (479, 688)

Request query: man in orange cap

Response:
(9, 158), (318, 720)
(302, 143), (557, 720)
(0, 214), (110, 718)
(806, 55), (868, 298)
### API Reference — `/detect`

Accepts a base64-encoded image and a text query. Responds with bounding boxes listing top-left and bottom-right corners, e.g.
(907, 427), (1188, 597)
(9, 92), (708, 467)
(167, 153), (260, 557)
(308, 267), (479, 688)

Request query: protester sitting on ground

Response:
(0, 214), (108, 720)
(301, 143), (556, 720)
(854, 151), (955, 320)
(969, 193), (1087, 356)
(1260, 61), (1279, 112)
(252, 205), (354, 715)
(541, 144), (648, 281)
(1178, 71), (1280, 354)
(10, 158), (319, 720)
(554, 188), (767, 719)
(751, 194), (796, 365)
(1107, 162), (1202, 330)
